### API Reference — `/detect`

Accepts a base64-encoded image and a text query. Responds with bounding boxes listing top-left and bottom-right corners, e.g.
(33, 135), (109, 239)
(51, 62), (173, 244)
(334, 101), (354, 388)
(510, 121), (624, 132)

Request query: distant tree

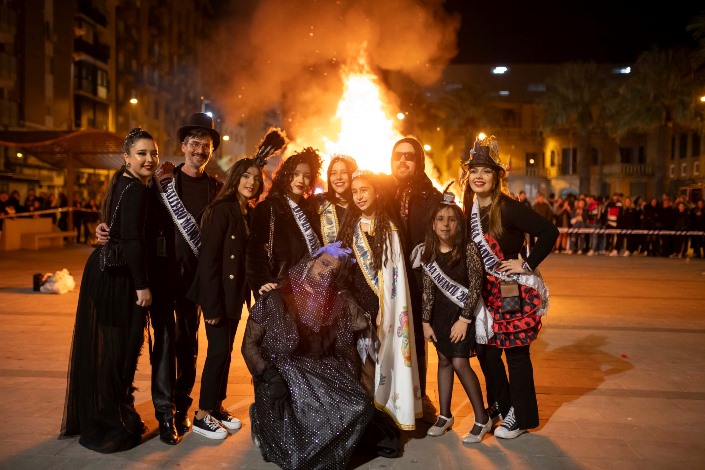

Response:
(687, 12), (705, 68)
(606, 47), (700, 196)
(539, 62), (611, 195)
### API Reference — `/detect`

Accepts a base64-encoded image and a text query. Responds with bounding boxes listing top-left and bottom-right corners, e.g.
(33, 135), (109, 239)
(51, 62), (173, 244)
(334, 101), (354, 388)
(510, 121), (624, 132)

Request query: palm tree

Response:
(606, 47), (700, 197)
(540, 62), (610, 195)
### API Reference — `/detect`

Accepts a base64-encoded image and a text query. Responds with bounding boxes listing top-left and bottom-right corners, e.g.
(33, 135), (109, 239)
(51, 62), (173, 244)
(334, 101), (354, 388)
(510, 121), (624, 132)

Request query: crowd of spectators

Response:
(516, 191), (705, 259)
(0, 189), (101, 243)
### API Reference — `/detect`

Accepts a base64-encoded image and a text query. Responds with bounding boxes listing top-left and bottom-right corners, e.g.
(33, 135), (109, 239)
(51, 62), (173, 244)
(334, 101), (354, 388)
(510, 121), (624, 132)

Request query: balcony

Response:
(512, 167), (547, 177)
(74, 38), (110, 63)
(78, 0), (107, 27)
(602, 163), (653, 176)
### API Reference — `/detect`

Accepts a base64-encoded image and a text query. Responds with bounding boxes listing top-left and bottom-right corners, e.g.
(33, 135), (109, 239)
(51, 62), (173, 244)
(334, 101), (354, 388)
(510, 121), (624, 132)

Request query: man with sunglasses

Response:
(390, 137), (443, 424)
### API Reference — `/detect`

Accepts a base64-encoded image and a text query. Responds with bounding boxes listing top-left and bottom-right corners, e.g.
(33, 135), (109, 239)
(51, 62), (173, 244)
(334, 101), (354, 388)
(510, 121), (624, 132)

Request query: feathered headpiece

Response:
(253, 127), (288, 168)
(463, 134), (505, 172)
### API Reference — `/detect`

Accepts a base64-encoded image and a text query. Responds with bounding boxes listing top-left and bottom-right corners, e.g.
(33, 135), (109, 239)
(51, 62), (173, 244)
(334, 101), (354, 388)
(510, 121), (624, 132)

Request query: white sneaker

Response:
(587, 250), (595, 256)
(565, 250), (573, 255)
(609, 250), (619, 256)
(622, 251), (631, 257)
(192, 414), (227, 440)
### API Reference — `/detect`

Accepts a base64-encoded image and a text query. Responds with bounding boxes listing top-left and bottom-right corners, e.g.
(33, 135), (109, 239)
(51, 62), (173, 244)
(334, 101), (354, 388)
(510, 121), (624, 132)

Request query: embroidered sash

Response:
(470, 199), (550, 317)
(319, 200), (340, 245)
(156, 176), (201, 257)
(352, 220), (379, 296)
(288, 197), (320, 255)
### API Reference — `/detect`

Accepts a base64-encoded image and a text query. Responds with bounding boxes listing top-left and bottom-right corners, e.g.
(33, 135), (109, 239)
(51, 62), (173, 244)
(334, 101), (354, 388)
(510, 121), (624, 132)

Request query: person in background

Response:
(690, 199), (705, 259)
(553, 198), (571, 253)
(462, 134), (558, 440)
(617, 196), (639, 256)
(419, 191), (490, 443)
(310, 154), (358, 245)
(673, 201), (691, 258)
(186, 129), (285, 440)
(60, 128), (158, 453)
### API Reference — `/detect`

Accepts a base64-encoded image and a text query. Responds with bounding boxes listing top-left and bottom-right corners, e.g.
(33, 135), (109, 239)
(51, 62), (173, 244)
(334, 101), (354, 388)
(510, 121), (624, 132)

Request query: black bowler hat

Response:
(177, 112), (221, 150)
(465, 134), (505, 173)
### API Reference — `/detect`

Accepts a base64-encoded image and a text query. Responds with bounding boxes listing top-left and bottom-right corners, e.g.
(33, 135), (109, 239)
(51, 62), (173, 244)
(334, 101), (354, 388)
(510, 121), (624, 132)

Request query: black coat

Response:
(188, 200), (251, 321)
(246, 196), (319, 298)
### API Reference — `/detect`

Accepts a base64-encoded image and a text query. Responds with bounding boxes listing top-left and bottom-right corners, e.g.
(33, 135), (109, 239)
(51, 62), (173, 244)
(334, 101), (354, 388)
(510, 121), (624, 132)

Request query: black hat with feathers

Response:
(253, 127), (288, 168)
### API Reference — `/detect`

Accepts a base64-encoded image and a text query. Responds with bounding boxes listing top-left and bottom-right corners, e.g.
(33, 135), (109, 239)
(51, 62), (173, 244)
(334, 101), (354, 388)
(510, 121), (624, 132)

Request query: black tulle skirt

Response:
(59, 248), (147, 453)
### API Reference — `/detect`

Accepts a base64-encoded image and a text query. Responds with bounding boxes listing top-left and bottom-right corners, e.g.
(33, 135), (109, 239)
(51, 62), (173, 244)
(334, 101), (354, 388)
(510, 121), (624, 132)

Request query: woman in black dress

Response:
(246, 147), (323, 298)
(419, 194), (490, 443)
(310, 154), (358, 245)
(462, 134), (558, 440)
(60, 128), (158, 453)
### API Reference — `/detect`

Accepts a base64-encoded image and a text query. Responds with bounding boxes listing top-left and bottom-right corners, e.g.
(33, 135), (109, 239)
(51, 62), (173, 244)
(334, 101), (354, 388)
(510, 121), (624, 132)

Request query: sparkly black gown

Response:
(59, 175), (149, 453)
(242, 279), (374, 469)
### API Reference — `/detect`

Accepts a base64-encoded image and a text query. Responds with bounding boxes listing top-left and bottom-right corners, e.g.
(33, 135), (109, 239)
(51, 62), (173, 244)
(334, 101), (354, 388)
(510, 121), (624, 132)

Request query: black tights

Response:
(437, 352), (488, 430)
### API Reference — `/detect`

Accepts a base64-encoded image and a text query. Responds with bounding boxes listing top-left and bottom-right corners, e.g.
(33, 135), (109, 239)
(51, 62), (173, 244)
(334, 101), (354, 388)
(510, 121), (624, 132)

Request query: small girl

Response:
(418, 190), (491, 443)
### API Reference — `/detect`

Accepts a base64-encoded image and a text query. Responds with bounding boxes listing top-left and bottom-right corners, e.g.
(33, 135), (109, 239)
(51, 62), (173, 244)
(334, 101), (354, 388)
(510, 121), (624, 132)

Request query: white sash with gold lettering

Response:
(287, 197), (321, 255)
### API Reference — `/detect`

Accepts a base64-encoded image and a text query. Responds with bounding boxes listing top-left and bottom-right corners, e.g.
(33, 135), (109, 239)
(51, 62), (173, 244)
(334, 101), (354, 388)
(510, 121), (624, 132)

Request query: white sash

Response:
(157, 177), (201, 257)
(287, 197), (321, 255)
(470, 199), (550, 317)
(422, 259), (468, 308)
(352, 221), (379, 296)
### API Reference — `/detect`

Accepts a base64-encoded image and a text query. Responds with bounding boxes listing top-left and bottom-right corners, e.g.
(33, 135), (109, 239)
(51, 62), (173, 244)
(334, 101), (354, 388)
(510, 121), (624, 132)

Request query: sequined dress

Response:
(242, 283), (374, 469)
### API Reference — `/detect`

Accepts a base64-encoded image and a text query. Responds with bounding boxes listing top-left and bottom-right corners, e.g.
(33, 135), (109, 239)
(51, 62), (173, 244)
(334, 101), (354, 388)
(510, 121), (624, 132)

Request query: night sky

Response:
(445, 0), (703, 64)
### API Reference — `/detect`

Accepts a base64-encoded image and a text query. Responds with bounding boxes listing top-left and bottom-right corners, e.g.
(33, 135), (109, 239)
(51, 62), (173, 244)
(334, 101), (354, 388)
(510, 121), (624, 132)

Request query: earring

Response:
(126, 162), (131, 169)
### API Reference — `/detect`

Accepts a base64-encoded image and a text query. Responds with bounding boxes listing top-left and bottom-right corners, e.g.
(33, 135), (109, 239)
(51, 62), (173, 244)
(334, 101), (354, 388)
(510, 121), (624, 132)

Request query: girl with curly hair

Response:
(338, 170), (422, 432)
(246, 147), (323, 297)
(310, 155), (358, 245)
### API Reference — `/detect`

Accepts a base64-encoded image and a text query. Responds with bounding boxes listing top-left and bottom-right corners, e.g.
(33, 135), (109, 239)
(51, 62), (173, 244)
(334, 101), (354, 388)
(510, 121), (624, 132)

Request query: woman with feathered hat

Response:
(186, 128), (287, 440)
(461, 134), (557, 439)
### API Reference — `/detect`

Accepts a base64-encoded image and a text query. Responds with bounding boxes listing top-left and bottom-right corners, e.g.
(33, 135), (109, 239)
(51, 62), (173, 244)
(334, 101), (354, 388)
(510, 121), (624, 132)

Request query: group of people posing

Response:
(58, 113), (558, 469)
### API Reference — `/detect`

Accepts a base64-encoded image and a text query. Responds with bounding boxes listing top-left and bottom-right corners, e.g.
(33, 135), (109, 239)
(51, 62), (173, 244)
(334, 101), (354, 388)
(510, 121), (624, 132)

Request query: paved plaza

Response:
(0, 245), (704, 469)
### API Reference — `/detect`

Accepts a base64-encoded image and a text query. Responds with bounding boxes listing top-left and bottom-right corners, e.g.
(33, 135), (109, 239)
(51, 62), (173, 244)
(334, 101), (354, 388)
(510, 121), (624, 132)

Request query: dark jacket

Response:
(188, 200), (251, 321)
(246, 196), (319, 298)
(173, 163), (222, 290)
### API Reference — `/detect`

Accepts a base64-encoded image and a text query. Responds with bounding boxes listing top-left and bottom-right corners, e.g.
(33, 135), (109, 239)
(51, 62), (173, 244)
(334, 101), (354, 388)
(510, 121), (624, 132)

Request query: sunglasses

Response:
(392, 151), (417, 162)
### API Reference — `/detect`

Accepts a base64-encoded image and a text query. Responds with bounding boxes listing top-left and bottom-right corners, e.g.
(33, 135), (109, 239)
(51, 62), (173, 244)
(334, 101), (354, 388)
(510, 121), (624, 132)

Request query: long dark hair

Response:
(324, 155), (358, 204)
(200, 158), (263, 229)
(338, 172), (397, 271)
(268, 147), (322, 203)
(421, 202), (466, 266)
(100, 127), (154, 223)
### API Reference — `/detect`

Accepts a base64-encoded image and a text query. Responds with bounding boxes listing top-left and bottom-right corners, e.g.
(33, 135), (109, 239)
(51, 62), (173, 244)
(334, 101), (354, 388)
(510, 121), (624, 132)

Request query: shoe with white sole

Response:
(493, 407), (527, 439)
(212, 406), (242, 431)
(192, 414), (227, 440)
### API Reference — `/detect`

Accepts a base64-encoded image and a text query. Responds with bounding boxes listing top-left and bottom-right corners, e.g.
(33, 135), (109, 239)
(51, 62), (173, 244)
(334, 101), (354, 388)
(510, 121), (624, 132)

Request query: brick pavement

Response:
(1, 245), (704, 469)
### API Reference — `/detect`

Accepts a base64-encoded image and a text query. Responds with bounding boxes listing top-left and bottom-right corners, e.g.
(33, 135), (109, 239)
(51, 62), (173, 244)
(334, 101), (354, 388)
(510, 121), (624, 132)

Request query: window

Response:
(679, 133), (688, 159)
(681, 163), (687, 177)
(591, 148), (599, 165)
(669, 164), (675, 178)
(694, 161), (700, 176)
(561, 148), (577, 175)
(638, 146), (646, 164)
(693, 133), (701, 158)
(550, 150), (556, 167)
(619, 147), (633, 164)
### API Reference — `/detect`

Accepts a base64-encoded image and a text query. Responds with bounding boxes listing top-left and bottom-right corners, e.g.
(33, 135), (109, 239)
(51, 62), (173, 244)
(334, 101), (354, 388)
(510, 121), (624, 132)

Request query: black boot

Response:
(159, 415), (182, 445)
(174, 409), (192, 436)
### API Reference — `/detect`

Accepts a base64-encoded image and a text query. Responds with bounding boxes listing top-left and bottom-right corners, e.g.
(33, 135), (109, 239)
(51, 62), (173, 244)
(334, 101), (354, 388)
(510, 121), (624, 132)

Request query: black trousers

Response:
(199, 318), (239, 411)
(149, 294), (176, 419)
(174, 295), (201, 413)
(476, 344), (539, 430)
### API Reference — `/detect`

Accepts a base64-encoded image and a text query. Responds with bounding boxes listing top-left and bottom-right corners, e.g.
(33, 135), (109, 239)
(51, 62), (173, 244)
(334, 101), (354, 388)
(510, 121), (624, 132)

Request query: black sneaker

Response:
(494, 407), (526, 439)
(212, 406), (242, 431)
(192, 414), (228, 440)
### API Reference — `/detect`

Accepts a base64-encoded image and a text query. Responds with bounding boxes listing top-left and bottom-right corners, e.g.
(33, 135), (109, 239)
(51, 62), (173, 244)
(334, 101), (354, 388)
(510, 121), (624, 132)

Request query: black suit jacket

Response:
(188, 200), (251, 321)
